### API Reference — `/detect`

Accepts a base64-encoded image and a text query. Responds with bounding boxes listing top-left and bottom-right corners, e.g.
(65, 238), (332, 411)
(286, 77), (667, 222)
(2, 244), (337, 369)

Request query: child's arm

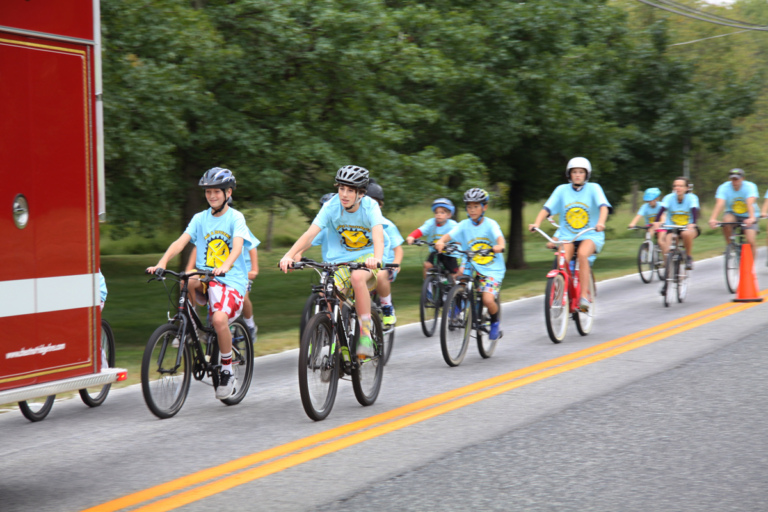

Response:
(147, 233), (192, 273)
(248, 249), (259, 279)
(213, 236), (243, 275)
(493, 235), (505, 254)
(529, 208), (550, 232)
(366, 224), (385, 269)
(405, 228), (423, 245)
(627, 214), (644, 229)
(434, 232), (452, 253)
(596, 205), (609, 232)
(280, 224), (322, 272)
(185, 246), (197, 272)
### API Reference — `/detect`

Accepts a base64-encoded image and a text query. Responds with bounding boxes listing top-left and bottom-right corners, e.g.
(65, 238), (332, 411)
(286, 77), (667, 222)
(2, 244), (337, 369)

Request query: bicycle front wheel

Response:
(664, 252), (676, 308)
(575, 270), (596, 336)
(419, 275), (441, 337)
(300, 292), (324, 341)
(440, 285), (471, 366)
(298, 313), (339, 421)
(637, 241), (653, 283)
(18, 395), (55, 422)
(544, 274), (569, 343)
(141, 323), (191, 419)
(352, 310), (384, 406)
(677, 253), (689, 303)
(79, 319), (116, 407)
(477, 292), (500, 358)
(725, 243), (740, 293)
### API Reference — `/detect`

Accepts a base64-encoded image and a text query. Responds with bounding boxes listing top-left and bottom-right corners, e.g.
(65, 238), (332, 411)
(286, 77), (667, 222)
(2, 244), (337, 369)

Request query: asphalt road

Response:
(2, 251), (767, 512)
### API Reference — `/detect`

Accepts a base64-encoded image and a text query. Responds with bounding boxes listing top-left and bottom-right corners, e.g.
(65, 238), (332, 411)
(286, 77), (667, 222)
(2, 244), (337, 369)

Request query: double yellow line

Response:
(87, 293), (767, 512)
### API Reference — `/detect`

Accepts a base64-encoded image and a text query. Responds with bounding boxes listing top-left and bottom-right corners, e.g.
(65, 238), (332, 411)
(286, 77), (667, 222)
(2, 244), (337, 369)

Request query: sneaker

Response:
(660, 284), (667, 296)
(489, 321), (500, 341)
(357, 335), (375, 359)
(381, 305), (396, 326)
(686, 256), (694, 270)
(426, 287), (433, 302)
(215, 370), (236, 399)
(578, 297), (591, 313)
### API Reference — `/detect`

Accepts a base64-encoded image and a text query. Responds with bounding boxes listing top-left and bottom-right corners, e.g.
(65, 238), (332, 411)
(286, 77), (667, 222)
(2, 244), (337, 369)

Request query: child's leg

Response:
(482, 290), (498, 315)
(576, 240), (597, 300)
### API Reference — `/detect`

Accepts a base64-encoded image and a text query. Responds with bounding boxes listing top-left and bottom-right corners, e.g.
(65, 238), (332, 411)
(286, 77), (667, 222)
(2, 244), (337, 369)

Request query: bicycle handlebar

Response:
(281, 259), (400, 271)
(146, 268), (224, 282)
(532, 226), (596, 245)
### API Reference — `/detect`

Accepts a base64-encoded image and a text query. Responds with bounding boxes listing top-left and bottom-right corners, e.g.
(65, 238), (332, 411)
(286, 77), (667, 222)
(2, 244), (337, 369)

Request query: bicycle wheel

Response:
(299, 292), (325, 341)
(663, 252), (676, 308)
(575, 270), (596, 336)
(655, 245), (666, 281)
(298, 313), (339, 421)
(79, 319), (116, 407)
(419, 275), (441, 337)
(725, 243), (740, 293)
(544, 274), (569, 343)
(18, 395), (55, 422)
(352, 311), (384, 406)
(637, 241), (653, 283)
(677, 252), (689, 303)
(141, 323), (191, 419)
(477, 292), (500, 358)
(217, 320), (254, 406)
(440, 284), (471, 366)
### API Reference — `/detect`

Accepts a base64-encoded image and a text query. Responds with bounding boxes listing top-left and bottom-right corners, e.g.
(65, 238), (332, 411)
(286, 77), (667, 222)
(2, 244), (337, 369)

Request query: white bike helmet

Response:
(565, 157), (592, 182)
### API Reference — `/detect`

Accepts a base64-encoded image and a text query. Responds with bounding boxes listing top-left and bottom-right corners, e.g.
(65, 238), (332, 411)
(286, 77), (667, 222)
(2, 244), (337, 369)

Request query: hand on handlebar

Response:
(279, 256), (295, 273)
(365, 256), (382, 270)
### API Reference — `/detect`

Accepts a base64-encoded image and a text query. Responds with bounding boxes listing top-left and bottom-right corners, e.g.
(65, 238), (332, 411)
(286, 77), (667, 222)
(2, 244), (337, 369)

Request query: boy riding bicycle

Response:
(407, 198), (461, 283)
(146, 167), (250, 400)
(435, 188), (506, 341)
(628, 187), (663, 234)
(279, 165), (389, 359)
(708, 168), (758, 255)
(366, 179), (404, 326)
(655, 176), (700, 273)
(529, 157), (611, 313)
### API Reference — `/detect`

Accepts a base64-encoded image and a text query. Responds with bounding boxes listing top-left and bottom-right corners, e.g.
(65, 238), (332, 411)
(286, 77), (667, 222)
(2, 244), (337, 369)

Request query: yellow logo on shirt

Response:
(206, 238), (230, 267)
(565, 206), (589, 230)
(671, 213), (689, 226)
(339, 228), (371, 250)
(470, 241), (494, 265)
(733, 200), (747, 215)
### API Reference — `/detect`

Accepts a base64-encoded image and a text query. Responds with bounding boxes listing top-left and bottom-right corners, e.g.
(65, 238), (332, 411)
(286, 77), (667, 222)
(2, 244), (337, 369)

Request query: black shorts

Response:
(427, 252), (460, 274)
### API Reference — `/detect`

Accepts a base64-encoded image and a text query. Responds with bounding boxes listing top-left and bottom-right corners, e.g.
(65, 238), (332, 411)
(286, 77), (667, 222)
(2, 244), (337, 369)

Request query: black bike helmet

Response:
(366, 179), (385, 203)
(320, 193), (336, 206)
(335, 165), (370, 189)
(199, 167), (236, 190)
(463, 188), (489, 204)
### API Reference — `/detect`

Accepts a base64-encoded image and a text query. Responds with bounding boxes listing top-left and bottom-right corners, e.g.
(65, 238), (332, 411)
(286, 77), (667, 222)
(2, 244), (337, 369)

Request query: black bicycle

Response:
(661, 225), (690, 308)
(288, 259), (398, 421)
(717, 222), (746, 293)
(413, 240), (459, 337)
(439, 246), (503, 367)
(141, 269), (254, 419)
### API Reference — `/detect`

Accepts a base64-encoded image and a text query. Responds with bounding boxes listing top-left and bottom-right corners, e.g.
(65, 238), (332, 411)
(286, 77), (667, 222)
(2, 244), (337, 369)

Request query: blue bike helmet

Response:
(320, 193), (336, 205)
(431, 198), (455, 215)
(643, 187), (661, 201)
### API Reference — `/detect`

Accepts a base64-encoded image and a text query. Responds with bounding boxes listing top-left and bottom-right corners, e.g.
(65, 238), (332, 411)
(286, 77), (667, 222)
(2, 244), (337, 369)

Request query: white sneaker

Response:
(215, 370), (236, 399)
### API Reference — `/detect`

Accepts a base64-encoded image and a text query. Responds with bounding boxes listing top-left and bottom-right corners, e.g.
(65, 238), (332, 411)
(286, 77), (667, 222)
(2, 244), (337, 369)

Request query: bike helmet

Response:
(431, 198), (455, 215)
(643, 187), (661, 201)
(366, 180), (385, 203)
(335, 165), (370, 189)
(463, 188), (489, 204)
(565, 157), (592, 182)
(319, 193), (336, 205)
(199, 167), (236, 190)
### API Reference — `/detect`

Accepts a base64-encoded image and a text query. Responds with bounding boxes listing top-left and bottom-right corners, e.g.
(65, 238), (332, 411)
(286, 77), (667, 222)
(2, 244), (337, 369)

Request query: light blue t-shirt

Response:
(661, 192), (700, 226)
(417, 218), (458, 255)
(98, 269), (108, 304)
(184, 207), (250, 296)
(715, 180), (758, 217)
(448, 217), (506, 282)
(243, 229), (261, 269)
(382, 217), (404, 264)
(310, 229), (332, 262)
(543, 182), (612, 253)
(311, 195), (390, 263)
(637, 202), (664, 225)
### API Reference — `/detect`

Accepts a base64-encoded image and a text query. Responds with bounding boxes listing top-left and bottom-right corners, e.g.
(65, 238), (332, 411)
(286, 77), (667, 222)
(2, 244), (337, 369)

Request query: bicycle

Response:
(629, 226), (665, 283)
(17, 318), (117, 422)
(438, 245), (503, 367)
(717, 221), (746, 293)
(141, 269), (254, 419)
(288, 259), (398, 421)
(413, 240), (459, 337)
(660, 225), (690, 307)
(532, 222), (597, 344)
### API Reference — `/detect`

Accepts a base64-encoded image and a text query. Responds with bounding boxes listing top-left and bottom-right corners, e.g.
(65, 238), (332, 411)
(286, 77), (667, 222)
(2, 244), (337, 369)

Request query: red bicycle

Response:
(532, 221), (597, 343)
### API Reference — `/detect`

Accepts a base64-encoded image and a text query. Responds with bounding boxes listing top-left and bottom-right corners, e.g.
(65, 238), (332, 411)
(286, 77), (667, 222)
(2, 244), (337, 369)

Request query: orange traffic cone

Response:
(733, 243), (763, 303)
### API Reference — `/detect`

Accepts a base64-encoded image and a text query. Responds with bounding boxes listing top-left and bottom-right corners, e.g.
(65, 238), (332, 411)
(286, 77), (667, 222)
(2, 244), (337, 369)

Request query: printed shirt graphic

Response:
(312, 195), (390, 263)
(543, 182), (612, 252)
(637, 202), (663, 226)
(417, 218), (459, 256)
(447, 217), (506, 281)
(382, 217), (404, 264)
(661, 192), (700, 226)
(185, 207), (250, 296)
(716, 180), (758, 216)
(242, 229), (261, 268)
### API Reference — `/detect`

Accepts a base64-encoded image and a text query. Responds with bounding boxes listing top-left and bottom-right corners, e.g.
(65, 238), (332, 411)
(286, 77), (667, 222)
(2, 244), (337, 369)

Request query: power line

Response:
(634, 0), (768, 31)
(655, 0), (766, 27)
(668, 29), (750, 46)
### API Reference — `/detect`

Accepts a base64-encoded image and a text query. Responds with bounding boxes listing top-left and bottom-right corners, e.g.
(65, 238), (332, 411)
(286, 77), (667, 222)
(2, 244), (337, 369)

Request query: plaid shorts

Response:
(333, 253), (379, 300)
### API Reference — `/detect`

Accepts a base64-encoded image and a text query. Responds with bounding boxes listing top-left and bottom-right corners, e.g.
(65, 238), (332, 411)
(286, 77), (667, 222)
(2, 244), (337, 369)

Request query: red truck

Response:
(0, 0), (126, 420)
